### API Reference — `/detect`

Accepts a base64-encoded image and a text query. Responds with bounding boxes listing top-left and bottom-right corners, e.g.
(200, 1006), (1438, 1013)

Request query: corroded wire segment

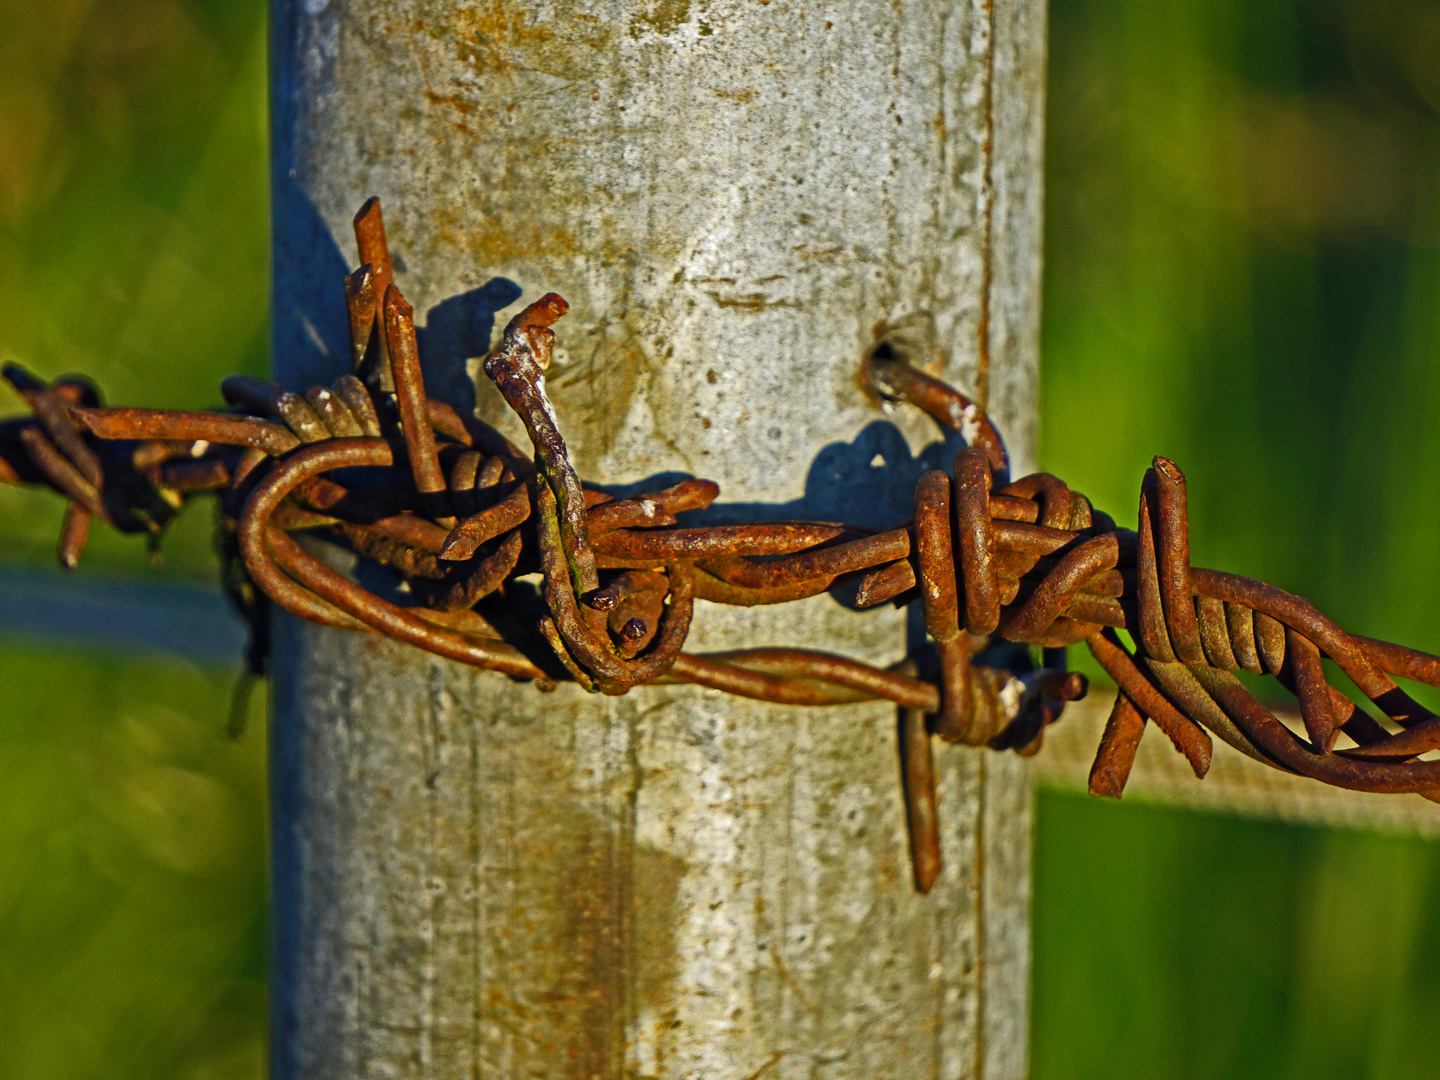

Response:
(4, 197), (1439, 895)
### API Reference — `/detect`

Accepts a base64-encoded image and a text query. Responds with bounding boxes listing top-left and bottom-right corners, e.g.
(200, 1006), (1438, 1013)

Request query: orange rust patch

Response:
(429, 203), (581, 266)
(629, 0), (693, 38)
(421, 2), (613, 82)
(426, 90), (474, 115)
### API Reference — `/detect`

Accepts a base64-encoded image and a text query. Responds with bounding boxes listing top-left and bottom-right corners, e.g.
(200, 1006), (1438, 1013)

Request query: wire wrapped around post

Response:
(4, 197), (1439, 897)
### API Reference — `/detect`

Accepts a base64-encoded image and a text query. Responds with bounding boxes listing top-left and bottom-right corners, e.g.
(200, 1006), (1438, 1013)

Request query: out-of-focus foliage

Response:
(1034, 790), (1440, 1080)
(0, 642), (266, 1080)
(0, 0), (269, 579)
(0, 2), (271, 1077)
(1042, 0), (1440, 656)
(1037, 1), (1440, 1077)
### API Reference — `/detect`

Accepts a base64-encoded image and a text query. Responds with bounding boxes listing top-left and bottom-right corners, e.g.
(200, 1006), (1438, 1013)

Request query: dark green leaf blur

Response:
(0, 0), (1438, 1077)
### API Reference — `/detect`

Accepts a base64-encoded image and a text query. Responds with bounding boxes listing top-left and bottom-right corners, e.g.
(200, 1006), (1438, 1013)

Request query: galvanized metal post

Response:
(269, 2), (1046, 1077)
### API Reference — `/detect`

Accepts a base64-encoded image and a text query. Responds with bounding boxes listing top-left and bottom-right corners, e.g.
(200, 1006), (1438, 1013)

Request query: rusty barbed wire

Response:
(4, 196), (1439, 895)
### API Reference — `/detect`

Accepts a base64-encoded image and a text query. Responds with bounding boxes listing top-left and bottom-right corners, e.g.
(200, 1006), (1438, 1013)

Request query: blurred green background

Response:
(1, 0), (1439, 1077)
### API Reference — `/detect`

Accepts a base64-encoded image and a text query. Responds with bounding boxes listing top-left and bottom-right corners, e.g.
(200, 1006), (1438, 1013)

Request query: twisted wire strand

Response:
(4, 196), (1439, 896)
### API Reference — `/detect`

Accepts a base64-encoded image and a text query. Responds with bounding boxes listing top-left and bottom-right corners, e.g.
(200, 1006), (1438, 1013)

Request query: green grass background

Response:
(2, 0), (1440, 1076)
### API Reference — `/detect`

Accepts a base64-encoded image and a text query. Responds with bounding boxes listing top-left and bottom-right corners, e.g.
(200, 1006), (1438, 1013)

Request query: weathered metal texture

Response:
(17, 284), (1440, 801)
(27, 344), (1440, 801)
(269, 2), (1043, 1078)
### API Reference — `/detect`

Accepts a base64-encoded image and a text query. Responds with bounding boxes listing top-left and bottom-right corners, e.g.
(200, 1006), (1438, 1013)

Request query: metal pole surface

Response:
(269, 2), (1046, 1077)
